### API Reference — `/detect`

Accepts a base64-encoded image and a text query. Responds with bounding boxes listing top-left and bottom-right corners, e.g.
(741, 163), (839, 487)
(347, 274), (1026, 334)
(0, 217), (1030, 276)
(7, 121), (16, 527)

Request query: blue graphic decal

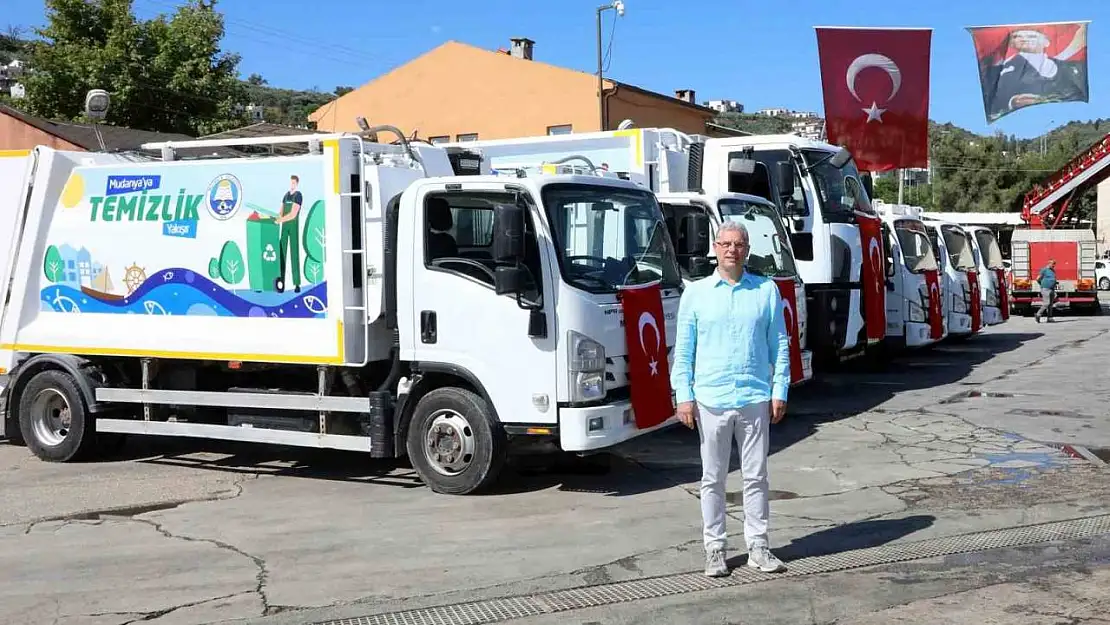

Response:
(40, 268), (328, 318)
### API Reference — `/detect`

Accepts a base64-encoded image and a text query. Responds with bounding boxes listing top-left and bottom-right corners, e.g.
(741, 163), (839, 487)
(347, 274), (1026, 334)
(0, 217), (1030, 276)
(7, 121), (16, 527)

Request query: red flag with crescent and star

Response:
(995, 268), (1010, 320)
(924, 268), (944, 339)
(815, 26), (932, 172)
(618, 282), (673, 429)
(773, 277), (806, 384)
(857, 214), (887, 342)
(968, 271), (982, 332)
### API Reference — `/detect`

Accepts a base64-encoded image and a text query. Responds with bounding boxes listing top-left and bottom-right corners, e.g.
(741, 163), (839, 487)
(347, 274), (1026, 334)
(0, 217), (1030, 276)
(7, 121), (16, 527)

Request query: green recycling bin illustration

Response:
(245, 212), (281, 292)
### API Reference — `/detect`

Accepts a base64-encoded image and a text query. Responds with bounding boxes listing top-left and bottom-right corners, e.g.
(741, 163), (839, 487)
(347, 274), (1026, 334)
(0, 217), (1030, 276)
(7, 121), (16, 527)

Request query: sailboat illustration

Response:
(82, 266), (124, 301)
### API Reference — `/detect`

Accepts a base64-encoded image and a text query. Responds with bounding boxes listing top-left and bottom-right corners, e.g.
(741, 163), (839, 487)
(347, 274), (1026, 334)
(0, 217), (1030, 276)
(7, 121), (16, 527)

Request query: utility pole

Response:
(596, 1), (625, 131)
(898, 168), (905, 204)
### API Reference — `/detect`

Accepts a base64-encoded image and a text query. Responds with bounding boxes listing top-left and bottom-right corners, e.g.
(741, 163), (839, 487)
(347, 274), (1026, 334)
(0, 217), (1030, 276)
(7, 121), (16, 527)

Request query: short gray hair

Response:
(716, 220), (749, 241)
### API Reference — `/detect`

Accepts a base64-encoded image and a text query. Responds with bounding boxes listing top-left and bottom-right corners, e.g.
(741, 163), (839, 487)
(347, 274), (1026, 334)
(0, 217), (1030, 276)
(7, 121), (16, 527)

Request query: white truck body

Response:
(964, 225), (1009, 326)
(872, 201), (944, 347)
(0, 131), (687, 495)
(692, 134), (881, 363)
(921, 218), (980, 337)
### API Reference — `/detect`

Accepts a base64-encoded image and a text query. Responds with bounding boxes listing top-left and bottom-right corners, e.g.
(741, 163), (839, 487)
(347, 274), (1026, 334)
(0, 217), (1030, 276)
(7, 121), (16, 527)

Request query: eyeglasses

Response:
(715, 241), (749, 250)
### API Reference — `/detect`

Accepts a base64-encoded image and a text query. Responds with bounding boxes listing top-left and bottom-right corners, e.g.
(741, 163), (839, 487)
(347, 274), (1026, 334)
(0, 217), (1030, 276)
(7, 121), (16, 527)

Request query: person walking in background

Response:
(1035, 259), (1057, 323)
(670, 220), (791, 578)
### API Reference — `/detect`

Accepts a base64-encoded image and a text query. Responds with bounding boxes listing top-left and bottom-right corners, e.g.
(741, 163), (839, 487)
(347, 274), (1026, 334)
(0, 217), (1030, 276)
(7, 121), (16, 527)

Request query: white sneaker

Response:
(746, 545), (786, 573)
(704, 548), (729, 577)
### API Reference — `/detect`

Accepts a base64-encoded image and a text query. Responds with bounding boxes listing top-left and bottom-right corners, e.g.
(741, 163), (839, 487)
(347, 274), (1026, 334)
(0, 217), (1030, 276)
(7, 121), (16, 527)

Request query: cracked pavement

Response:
(2, 308), (1110, 625)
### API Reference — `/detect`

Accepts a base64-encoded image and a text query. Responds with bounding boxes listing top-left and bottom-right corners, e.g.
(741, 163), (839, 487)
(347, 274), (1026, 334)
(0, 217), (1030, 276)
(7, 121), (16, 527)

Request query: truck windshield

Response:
(542, 183), (683, 293)
(941, 225), (977, 271)
(718, 199), (798, 278)
(974, 230), (1005, 269)
(802, 148), (875, 218)
(894, 220), (938, 273)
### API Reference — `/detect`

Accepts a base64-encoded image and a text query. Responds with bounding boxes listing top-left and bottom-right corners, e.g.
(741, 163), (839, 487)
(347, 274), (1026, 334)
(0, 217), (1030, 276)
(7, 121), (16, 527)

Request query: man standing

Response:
(275, 174), (303, 294)
(670, 220), (791, 578)
(1035, 259), (1057, 323)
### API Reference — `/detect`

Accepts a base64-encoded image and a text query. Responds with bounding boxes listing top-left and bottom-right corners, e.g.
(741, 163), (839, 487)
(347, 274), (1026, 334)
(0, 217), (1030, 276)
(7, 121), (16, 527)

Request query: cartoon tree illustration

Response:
(218, 240), (245, 285)
(303, 256), (323, 284)
(302, 199), (326, 265)
(207, 258), (220, 280)
(43, 245), (64, 282)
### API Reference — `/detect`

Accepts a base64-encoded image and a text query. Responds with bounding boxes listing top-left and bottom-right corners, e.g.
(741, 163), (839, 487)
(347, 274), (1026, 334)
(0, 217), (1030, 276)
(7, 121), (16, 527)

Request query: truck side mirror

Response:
(861, 173), (874, 199)
(681, 214), (711, 256)
(777, 161), (795, 197)
(494, 265), (526, 295)
(492, 203), (525, 261)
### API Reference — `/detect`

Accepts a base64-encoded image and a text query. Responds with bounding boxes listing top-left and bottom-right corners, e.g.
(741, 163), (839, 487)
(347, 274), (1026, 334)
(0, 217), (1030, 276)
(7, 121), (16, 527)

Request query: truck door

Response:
(408, 182), (557, 425)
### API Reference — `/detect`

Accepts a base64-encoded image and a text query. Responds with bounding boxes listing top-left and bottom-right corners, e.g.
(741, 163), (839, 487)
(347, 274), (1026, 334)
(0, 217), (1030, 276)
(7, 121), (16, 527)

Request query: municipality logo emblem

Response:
(205, 174), (242, 220)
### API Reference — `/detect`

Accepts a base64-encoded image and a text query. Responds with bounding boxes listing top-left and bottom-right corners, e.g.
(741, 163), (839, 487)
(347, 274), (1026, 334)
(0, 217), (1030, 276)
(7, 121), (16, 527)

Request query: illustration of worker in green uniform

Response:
(274, 175), (302, 293)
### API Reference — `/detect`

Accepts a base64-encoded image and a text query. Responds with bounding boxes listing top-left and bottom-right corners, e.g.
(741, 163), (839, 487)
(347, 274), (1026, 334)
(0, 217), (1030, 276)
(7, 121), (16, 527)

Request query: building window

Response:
(429, 136), (450, 145)
(547, 124), (572, 135)
(456, 133), (478, 142)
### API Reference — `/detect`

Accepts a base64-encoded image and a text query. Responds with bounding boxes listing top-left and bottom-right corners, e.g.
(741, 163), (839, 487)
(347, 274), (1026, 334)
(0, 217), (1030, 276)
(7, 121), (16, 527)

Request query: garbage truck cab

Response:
(965, 225), (1009, 325)
(872, 201), (945, 348)
(922, 218), (982, 337)
(657, 191), (813, 386)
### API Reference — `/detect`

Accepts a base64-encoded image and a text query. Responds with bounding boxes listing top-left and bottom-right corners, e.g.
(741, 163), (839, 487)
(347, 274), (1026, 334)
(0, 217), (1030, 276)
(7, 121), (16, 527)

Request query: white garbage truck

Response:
(872, 201), (945, 348)
(964, 225), (1009, 326)
(0, 127), (689, 495)
(442, 129), (814, 385)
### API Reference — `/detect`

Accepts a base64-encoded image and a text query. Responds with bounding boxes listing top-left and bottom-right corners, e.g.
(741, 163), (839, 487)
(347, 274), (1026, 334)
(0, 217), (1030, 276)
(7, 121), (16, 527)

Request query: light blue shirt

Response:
(670, 270), (791, 409)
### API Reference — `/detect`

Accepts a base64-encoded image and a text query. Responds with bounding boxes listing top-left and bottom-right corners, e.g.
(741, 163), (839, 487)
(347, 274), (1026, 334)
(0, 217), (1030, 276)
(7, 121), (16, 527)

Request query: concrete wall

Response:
(309, 41), (713, 141)
(0, 112), (82, 151)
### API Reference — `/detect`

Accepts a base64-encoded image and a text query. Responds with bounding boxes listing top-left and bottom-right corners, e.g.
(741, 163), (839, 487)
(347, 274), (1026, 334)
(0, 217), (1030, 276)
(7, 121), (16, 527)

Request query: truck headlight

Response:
(568, 331), (606, 402)
(908, 300), (927, 323)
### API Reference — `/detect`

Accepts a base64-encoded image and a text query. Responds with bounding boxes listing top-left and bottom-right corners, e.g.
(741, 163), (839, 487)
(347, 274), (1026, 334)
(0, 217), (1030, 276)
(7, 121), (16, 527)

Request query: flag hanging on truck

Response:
(995, 268), (1010, 320)
(924, 269), (944, 339)
(857, 214), (887, 342)
(773, 277), (806, 385)
(968, 270), (983, 332)
(966, 21), (1090, 123)
(815, 26), (932, 172)
(618, 282), (674, 430)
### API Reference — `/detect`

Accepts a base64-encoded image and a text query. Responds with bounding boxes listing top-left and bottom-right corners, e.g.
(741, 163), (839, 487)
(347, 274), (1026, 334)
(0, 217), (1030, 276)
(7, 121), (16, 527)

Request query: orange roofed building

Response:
(308, 37), (737, 142)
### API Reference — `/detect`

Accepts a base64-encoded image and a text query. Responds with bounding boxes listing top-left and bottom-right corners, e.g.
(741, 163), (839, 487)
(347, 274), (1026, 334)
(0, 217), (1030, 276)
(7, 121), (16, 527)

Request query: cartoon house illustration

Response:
(56, 245), (98, 287)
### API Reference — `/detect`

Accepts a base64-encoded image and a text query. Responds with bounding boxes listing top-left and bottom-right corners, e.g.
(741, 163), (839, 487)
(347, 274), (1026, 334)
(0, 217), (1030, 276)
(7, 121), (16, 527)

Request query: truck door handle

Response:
(421, 310), (437, 344)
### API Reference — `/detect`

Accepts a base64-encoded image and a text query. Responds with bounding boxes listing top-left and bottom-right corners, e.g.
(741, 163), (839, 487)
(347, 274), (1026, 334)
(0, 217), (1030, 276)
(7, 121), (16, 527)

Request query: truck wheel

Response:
(18, 370), (97, 462)
(1100, 277), (1110, 291)
(406, 387), (507, 495)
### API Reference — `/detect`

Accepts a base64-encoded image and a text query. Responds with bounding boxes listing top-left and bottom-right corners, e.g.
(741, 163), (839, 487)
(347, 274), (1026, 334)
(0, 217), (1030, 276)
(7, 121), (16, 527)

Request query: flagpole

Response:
(897, 168), (905, 204)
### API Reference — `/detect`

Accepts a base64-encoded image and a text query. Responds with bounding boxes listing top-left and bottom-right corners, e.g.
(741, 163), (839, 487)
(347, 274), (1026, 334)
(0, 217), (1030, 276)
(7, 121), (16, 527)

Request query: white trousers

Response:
(696, 401), (770, 553)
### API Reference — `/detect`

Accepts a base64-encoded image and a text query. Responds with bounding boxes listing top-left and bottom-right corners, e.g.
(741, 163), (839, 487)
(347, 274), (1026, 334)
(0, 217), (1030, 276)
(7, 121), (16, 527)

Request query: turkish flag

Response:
(857, 214), (886, 342)
(815, 27), (932, 171)
(773, 277), (806, 384)
(924, 269), (944, 339)
(968, 271), (982, 332)
(618, 282), (673, 429)
(995, 268), (1010, 320)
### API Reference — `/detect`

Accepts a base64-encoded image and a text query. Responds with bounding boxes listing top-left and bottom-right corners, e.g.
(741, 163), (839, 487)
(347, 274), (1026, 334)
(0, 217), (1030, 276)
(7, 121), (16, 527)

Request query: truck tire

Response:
(406, 387), (507, 495)
(18, 370), (98, 463)
(1100, 277), (1109, 291)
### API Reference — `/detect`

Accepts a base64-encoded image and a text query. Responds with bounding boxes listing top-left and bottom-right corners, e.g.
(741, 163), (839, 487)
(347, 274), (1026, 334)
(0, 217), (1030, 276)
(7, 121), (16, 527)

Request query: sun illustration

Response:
(60, 173), (85, 209)
(123, 263), (147, 295)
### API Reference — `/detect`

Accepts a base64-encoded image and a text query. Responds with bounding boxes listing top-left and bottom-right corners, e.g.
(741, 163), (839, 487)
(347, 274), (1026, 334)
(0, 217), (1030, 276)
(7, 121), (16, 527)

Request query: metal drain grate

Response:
(317, 513), (1110, 625)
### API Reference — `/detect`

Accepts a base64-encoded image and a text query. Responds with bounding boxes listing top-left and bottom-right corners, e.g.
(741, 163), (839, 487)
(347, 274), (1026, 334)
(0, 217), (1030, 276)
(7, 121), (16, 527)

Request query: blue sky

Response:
(7, 0), (1105, 139)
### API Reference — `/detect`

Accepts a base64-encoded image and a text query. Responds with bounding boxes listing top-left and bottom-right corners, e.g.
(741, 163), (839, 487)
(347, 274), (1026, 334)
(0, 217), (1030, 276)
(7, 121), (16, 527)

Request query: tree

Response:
(22, 0), (246, 135)
(247, 73), (267, 86)
(334, 86), (353, 97)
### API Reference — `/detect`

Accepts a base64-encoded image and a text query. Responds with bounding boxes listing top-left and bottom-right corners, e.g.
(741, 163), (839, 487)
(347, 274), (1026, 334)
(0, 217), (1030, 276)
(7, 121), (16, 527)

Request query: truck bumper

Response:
(983, 305), (1003, 326)
(904, 321), (935, 347)
(559, 400), (676, 452)
(948, 311), (973, 335)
